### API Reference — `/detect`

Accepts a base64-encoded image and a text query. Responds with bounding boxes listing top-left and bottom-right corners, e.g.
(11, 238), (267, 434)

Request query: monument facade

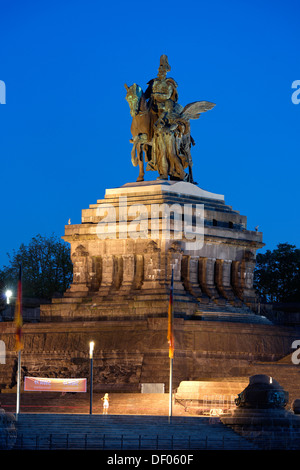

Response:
(0, 56), (299, 400)
(41, 55), (262, 322)
(42, 179), (263, 322)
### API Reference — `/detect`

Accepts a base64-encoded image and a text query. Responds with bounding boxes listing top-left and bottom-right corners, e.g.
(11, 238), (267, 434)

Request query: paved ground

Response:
(0, 391), (190, 416)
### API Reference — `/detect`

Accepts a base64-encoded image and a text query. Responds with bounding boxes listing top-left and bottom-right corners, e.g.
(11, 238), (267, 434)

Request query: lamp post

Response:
(89, 341), (95, 415)
(5, 290), (12, 304)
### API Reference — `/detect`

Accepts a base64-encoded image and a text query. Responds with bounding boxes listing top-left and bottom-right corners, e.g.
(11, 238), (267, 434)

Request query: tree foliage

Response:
(254, 243), (300, 303)
(0, 234), (73, 301)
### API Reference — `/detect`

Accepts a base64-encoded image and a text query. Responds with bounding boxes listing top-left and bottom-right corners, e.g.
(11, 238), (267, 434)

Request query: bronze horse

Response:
(125, 83), (154, 182)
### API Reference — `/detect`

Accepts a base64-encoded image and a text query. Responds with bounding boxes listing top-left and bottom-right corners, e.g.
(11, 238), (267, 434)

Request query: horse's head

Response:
(125, 83), (143, 117)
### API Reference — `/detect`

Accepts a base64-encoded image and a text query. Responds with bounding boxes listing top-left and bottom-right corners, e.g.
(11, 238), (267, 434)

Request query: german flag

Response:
(14, 266), (23, 351)
(167, 270), (174, 359)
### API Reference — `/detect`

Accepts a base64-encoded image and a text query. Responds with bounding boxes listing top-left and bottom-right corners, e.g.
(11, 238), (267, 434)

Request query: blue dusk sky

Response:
(0, 0), (299, 267)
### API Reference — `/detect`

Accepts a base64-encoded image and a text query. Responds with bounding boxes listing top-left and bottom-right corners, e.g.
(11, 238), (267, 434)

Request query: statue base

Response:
(41, 180), (266, 323)
(3, 181), (298, 398)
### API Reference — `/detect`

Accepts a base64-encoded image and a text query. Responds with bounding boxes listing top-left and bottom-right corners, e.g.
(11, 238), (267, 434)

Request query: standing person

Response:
(101, 393), (109, 414)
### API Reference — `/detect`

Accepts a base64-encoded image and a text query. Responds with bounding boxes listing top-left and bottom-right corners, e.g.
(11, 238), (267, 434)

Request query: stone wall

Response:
(0, 318), (298, 394)
(40, 181), (263, 322)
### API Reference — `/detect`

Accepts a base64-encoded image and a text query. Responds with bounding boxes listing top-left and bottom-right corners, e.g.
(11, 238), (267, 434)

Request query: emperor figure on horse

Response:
(125, 55), (215, 183)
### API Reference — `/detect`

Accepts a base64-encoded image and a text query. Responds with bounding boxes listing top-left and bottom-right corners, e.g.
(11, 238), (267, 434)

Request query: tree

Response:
(254, 243), (300, 303)
(0, 234), (73, 301)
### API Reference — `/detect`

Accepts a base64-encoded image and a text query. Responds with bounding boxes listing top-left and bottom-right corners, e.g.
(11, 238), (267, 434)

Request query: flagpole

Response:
(16, 350), (21, 419)
(168, 268), (174, 422)
(14, 265), (23, 421)
(169, 356), (173, 420)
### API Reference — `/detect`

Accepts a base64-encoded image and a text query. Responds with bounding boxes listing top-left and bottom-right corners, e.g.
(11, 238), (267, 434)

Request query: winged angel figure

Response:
(125, 55), (215, 183)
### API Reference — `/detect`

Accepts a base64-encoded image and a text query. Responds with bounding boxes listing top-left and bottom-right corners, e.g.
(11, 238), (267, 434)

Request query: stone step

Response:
(13, 413), (256, 450)
(192, 299), (273, 325)
(194, 310), (272, 325)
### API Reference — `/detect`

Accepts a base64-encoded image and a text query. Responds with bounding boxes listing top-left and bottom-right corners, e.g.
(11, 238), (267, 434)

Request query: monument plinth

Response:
(40, 180), (264, 323)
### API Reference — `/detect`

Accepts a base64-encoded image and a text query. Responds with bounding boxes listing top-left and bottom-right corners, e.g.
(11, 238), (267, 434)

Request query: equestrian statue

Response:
(125, 55), (215, 183)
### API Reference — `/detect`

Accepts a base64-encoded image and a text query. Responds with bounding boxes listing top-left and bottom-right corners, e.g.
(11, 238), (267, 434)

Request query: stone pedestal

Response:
(5, 181), (296, 396)
(40, 180), (264, 322)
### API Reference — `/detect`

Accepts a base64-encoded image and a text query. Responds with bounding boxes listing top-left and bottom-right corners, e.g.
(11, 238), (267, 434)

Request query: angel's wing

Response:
(180, 101), (216, 120)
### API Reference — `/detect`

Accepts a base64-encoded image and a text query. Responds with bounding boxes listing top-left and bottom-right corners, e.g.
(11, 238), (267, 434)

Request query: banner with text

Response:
(24, 376), (87, 392)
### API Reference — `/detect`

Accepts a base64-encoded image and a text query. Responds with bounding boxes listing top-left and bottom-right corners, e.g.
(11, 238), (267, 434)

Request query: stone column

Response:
(215, 259), (235, 300)
(242, 259), (257, 306)
(87, 256), (102, 292)
(198, 257), (219, 299)
(181, 255), (202, 298)
(68, 245), (89, 296)
(231, 260), (243, 300)
(98, 254), (116, 297)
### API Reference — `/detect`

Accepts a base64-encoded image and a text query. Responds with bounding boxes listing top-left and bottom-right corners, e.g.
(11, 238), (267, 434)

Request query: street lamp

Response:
(89, 341), (95, 415)
(5, 290), (12, 304)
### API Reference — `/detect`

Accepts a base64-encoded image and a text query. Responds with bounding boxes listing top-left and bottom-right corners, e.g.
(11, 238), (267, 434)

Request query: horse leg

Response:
(131, 139), (138, 167)
(136, 144), (144, 182)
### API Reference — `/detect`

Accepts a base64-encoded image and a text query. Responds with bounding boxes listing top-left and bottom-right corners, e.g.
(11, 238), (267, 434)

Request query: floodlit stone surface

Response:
(41, 181), (263, 322)
(0, 182), (299, 402)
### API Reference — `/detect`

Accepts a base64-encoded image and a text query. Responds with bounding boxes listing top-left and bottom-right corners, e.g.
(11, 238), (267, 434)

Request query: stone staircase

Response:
(13, 413), (257, 450)
(194, 301), (272, 325)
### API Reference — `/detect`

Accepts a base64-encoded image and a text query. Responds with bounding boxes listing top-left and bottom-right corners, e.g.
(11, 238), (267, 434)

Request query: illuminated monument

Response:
(1, 56), (299, 403)
(42, 55), (263, 322)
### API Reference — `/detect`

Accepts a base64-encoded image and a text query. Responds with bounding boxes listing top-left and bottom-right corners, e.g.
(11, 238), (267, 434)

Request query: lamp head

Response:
(5, 290), (12, 304)
(89, 341), (95, 358)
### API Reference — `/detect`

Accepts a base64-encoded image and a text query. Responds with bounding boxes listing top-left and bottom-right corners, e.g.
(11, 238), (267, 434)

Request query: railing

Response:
(175, 394), (237, 415)
(13, 432), (250, 450)
(202, 394), (237, 415)
(11, 430), (300, 451)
